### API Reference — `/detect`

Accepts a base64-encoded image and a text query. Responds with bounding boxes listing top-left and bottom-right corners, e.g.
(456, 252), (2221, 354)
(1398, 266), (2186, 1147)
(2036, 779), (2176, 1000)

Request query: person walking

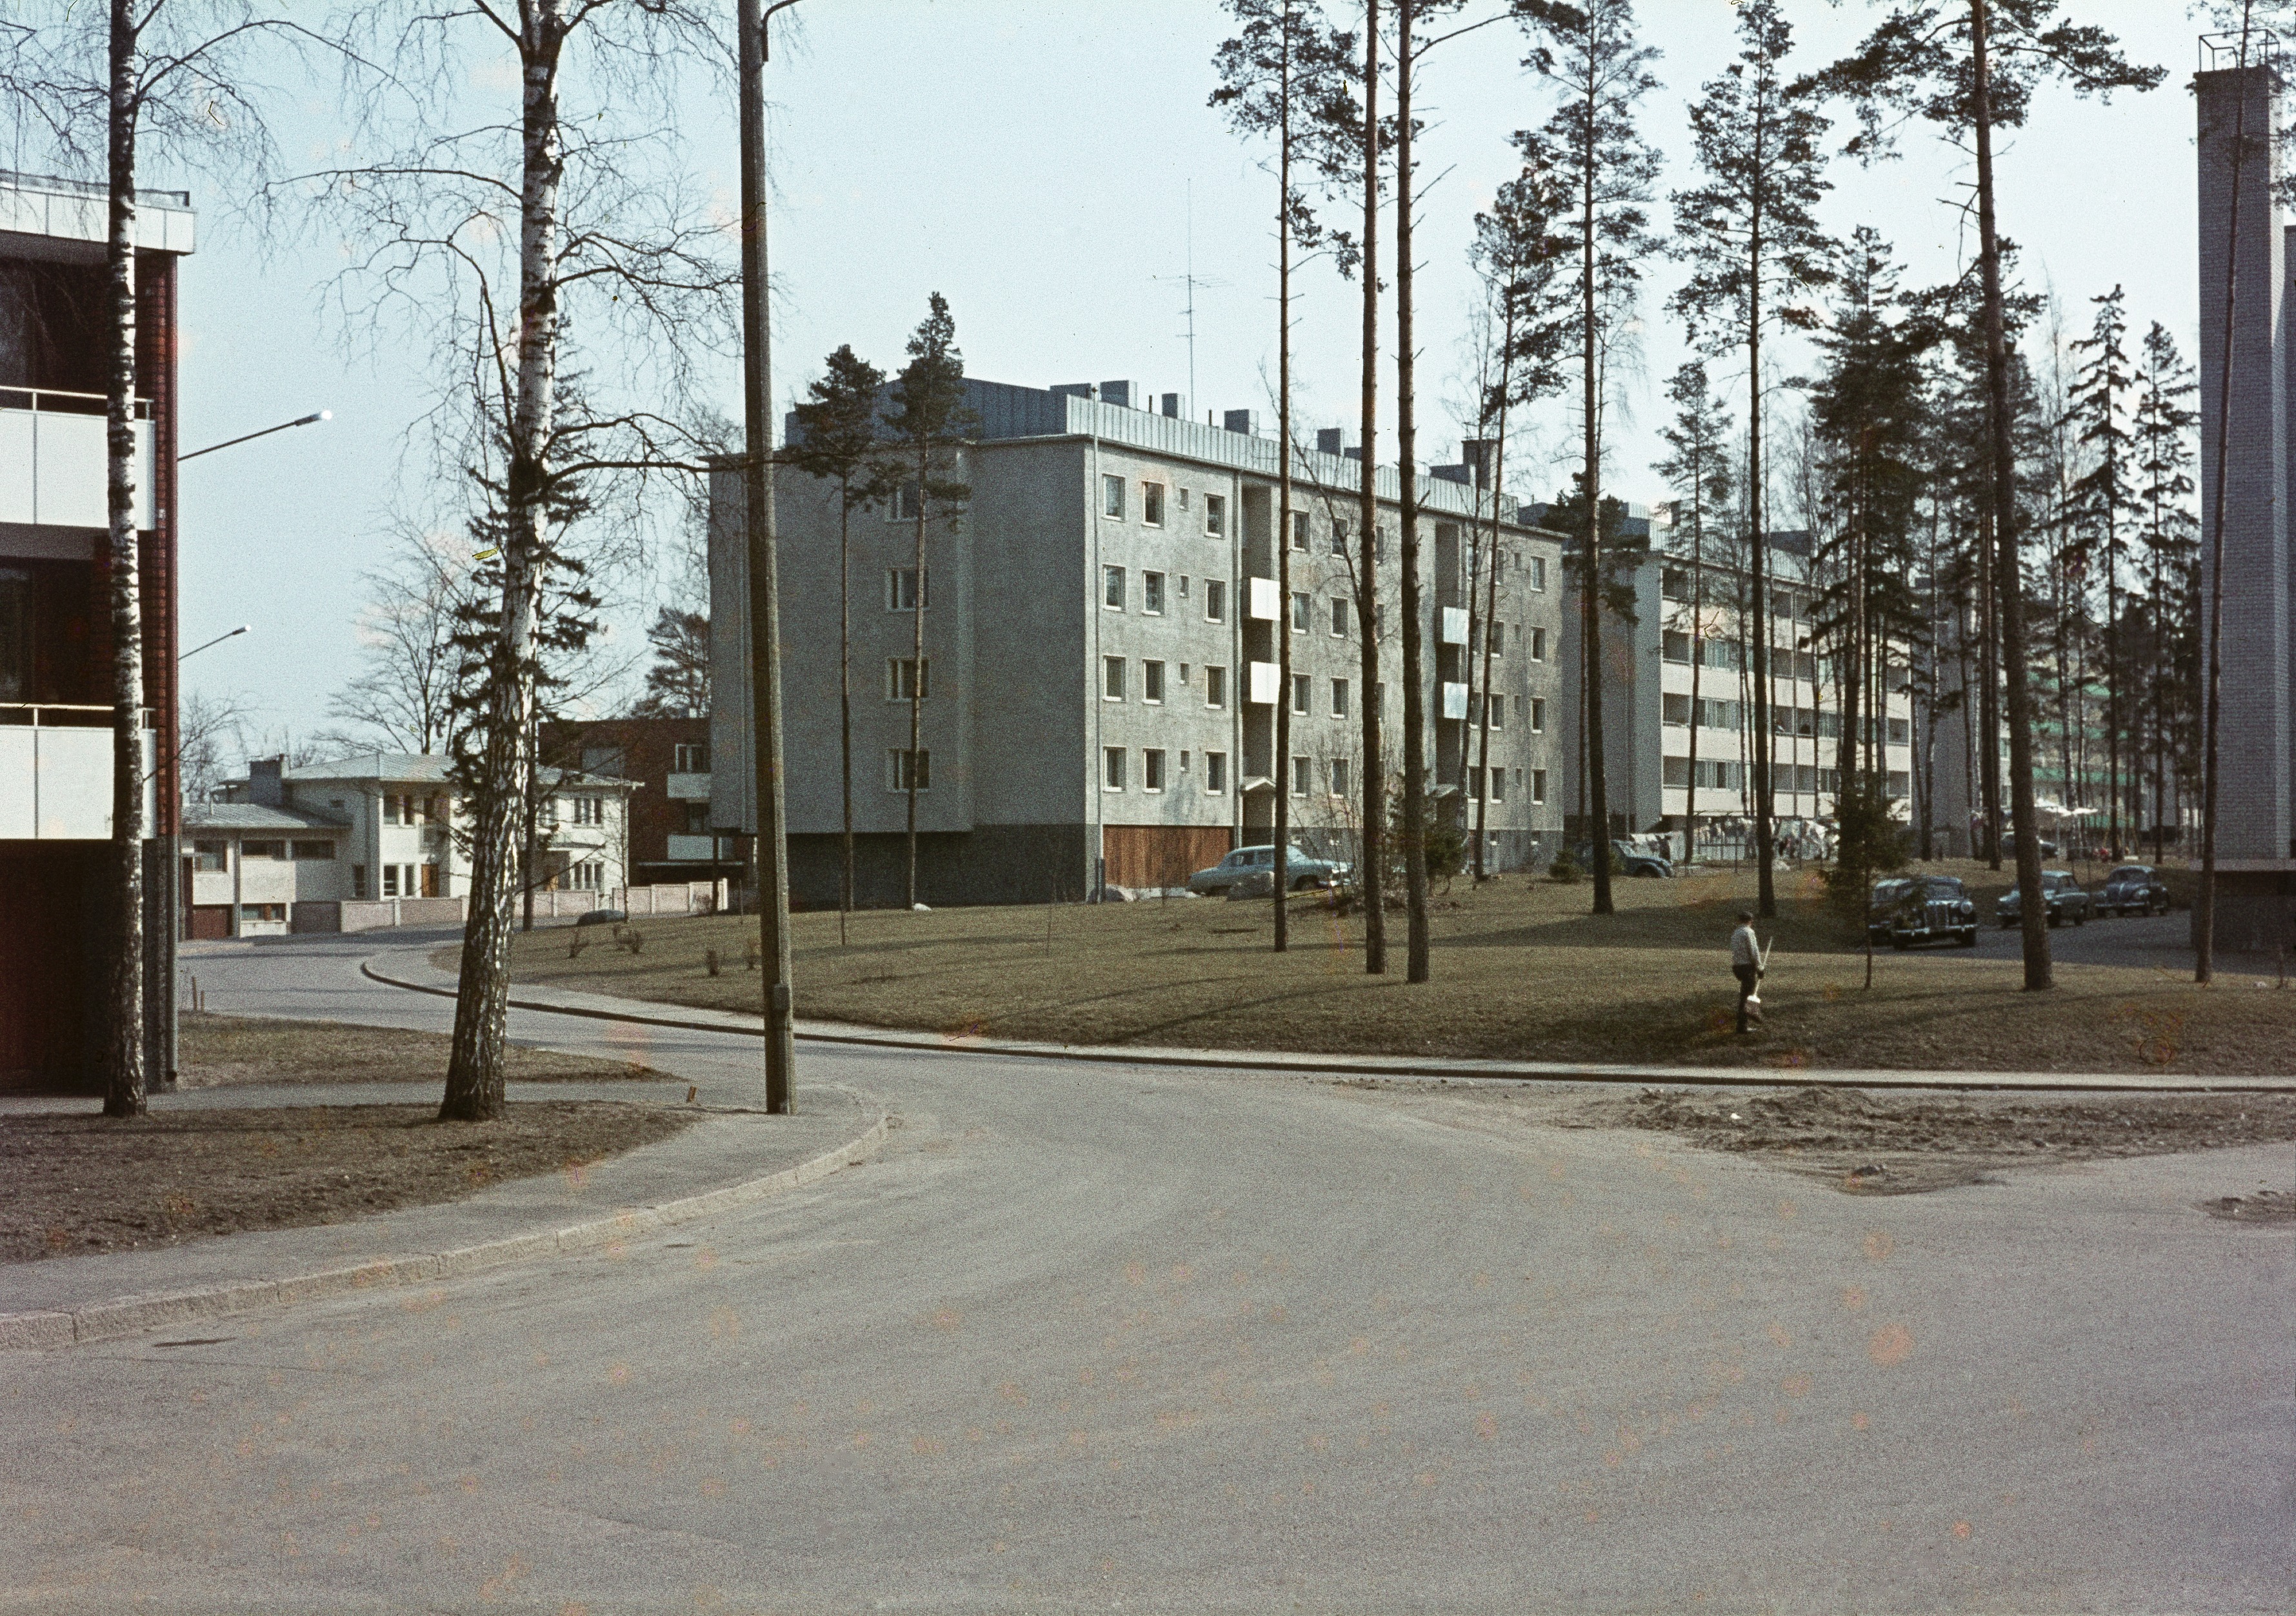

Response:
(1731, 910), (1766, 1033)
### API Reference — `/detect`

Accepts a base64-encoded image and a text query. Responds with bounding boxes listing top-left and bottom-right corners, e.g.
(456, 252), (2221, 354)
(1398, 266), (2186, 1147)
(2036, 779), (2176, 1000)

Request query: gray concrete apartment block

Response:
(2197, 60), (2296, 950)
(710, 381), (1570, 908)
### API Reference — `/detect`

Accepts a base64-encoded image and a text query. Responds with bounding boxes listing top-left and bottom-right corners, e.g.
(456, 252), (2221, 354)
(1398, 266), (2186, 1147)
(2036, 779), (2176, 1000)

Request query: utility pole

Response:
(741, 0), (797, 1112)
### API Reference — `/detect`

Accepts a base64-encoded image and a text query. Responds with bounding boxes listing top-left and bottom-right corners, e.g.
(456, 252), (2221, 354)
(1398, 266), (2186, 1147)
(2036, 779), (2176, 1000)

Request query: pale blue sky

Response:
(162, 0), (2204, 752)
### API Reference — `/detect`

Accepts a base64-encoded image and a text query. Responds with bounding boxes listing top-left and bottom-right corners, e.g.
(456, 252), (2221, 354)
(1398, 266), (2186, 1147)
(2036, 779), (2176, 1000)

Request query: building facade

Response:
(206, 752), (633, 934)
(0, 170), (190, 1087)
(710, 379), (1570, 906)
(1563, 516), (1916, 848)
(543, 715), (743, 887)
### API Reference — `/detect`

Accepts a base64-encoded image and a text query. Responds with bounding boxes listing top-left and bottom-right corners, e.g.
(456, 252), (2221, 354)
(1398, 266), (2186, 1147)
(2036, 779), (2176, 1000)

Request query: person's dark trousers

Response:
(1734, 964), (1760, 1033)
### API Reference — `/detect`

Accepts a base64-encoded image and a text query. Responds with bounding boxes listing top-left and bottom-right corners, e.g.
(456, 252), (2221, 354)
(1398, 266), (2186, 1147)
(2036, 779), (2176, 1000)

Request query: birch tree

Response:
(329, 528), (474, 753)
(292, 0), (739, 1117)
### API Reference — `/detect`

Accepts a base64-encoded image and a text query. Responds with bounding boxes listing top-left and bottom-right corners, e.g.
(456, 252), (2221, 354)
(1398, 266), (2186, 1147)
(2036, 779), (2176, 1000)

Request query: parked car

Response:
(1866, 877), (1917, 943)
(2098, 864), (2171, 916)
(1570, 839), (1675, 879)
(1881, 875), (1979, 948)
(1997, 870), (2092, 928)
(1188, 844), (1351, 897)
(574, 907), (627, 928)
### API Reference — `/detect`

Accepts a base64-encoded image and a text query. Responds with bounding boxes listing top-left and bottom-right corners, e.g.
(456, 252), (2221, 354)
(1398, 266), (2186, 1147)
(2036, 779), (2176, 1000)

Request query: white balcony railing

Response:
(1439, 606), (1468, 646)
(664, 833), (718, 862)
(1246, 661), (1281, 706)
(1246, 577), (1280, 622)
(1441, 682), (1470, 721)
(0, 709), (157, 837)
(0, 395), (156, 530)
(664, 772), (712, 801)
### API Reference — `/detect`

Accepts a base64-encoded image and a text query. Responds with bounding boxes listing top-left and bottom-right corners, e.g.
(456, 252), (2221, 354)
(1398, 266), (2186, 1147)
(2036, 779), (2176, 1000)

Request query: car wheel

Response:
(2074, 909), (2086, 926)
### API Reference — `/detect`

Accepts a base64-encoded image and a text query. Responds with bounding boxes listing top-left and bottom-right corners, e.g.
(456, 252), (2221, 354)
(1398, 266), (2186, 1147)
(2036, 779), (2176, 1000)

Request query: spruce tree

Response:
(2066, 285), (2139, 858)
(1652, 363), (1734, 853)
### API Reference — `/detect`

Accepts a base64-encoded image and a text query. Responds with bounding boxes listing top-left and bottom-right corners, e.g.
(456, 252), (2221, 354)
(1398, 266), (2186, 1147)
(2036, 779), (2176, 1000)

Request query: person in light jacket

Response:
(1730, 911), (1765, 1033)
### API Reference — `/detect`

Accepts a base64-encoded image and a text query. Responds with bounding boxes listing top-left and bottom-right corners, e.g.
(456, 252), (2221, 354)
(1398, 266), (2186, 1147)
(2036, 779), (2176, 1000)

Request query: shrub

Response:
(1548, 853), (1582, 884)
(704, 946), (721, 978)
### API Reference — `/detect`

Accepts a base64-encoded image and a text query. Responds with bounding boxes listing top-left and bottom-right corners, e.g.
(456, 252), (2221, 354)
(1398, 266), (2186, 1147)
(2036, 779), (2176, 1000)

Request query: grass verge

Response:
(463, 861), (2296, 1077)
(179, 1012), (671, 1087)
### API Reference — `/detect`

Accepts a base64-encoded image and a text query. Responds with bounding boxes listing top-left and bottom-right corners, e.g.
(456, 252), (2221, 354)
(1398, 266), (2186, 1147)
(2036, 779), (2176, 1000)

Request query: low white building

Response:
(199, 752), (634, 935)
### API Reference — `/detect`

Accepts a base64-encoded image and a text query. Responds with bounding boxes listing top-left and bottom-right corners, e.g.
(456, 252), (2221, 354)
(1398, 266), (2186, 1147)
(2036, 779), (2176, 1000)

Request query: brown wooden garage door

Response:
(1102, 824), (1234, 890)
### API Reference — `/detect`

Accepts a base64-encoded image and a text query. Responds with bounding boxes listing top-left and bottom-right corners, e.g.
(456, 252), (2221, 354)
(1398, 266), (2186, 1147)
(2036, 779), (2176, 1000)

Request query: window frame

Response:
(1103, 474), (1126, 521)
(889, 748), (932, 792)
(1103, 655), (1126, 702)
(1204, 664), (1227, 710)
(1103, 746), (1126, 792)
(886, 568), (929, 612)
(1143, 659), (1166, 704)
(1142, 482), (1165, 528)
(1144, 748), (1167, 792)
(1143, 570), (1165, 615)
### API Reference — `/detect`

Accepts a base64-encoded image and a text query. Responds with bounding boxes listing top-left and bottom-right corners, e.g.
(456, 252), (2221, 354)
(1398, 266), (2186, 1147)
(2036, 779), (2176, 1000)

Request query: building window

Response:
(1530, 626), (1547, 663)
(292, 840), (335, 861)
(239, 903), (286, 924)
(1290, 510), (1310, 551)
(1205, 493), (1226, 537)
(1330, 521), (1349, 557)
(1532, 768), (1548, 804)
(1664, 692), (1690, 726)
(1179, 574), (1191, 599)
(382, 864), (400, 897)
(241, 839), (285, 860)
(1330, 756), (1350, 797)
(1144, 571), (1166, 615)
(673, 742), (710, 772)
(191, 841), (226, 872)
(1292, 755), (1312, 797)
(1292, 673), (1310, 715)
(1485, 694), (1504, 730)
(1103, 747), (1126, 791)
(1291, 592), (1310, 633)
(1330, 597), (1349, 637)
(1330, 677), (1348, 717)
(1490, 621), (1506, 657)
(890, 748), (931, 790)
(572, 796), (604, 826)
(1530, 697), (1547, 733)
(1530, 555), (1548, 591)
(1104, 564), (1126, 610)
(1488, 766), (1506, 802)
(1104, 656), (1126, 701)
(1104, 474), (1126, 519)
(1143, 482), (1165, 527)
(1179, 488), (1192, 510)
(1205, 580), (1226, 623)
(1206, 751), (1228, 793)
(1144, 660), (1166, 703)
(1205, 664), (1227, 709)
(891, 483), (922, 521)
(1144, 748), (1167, 792)
(351, 864), (367, 898)
(887, 657), (930, 700)
(886, 568), (928, 610)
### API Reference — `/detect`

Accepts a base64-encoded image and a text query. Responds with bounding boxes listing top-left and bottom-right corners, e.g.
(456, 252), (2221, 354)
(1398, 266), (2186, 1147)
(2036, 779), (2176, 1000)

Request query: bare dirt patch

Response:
(1, 1102), (695, 1263)
(2201, 1190), (2296, 1224)
(1591, 1084), (2296, 1195)
(180, 1012), (668, 1088)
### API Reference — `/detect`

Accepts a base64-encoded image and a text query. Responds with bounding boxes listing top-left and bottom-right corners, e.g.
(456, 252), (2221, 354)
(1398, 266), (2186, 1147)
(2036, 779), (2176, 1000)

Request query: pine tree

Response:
(882, 295), (973, 910)
(1653, 363), (1735, 852)
(1514, 0), (1662, 918)
(2066, 284), (2139, 857)
(786, 343), (890, 935)
(1670, 0), (1831, 921)
(2133, 321), (2198, 864)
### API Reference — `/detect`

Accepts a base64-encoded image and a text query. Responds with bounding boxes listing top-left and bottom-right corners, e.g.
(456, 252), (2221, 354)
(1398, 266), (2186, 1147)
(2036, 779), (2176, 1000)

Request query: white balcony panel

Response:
(3, 411), (156, 530)
(664, 833), (717, 862)
(0, 413), (34, 524)
(1246, 661), (1281, 706)
(19, 725), (155, 838)
(1246, 577), (1279, 622)
(1439, 606), (1468, 646)
(0, 729), (34, 837)
(191, 869), (234, 905)
(665, 772), (712, 801)
(1441, 682), (1470, 722)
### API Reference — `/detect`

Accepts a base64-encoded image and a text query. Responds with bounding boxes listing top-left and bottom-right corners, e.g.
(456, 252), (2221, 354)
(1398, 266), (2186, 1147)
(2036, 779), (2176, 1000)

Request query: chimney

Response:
(1461, 438), (1498, 487)
(1315, 426), (1358, 457)
(1160, 392), (1181, 418)
(249, 757), (285, 808)
(1050, 382), (1095, 401)
(1222, 408), (1261, 436)
(1098, 379), (1135, 410)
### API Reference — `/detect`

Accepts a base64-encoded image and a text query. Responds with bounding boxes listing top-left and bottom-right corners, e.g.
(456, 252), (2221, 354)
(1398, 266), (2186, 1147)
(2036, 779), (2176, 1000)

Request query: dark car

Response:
(1572, 839), (1675, 879)
(1884, 876), (1979, 948)
(1188, 844), (1350, 897)
(2099, 864), (2171, 917)
(574, 907), (628, 927)
(1997, 870), (2091, 928)
(1866, 877), (1917, 943)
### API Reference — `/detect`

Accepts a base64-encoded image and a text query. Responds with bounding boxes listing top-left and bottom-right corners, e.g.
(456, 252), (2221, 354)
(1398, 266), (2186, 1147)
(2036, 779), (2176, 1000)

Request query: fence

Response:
(289, 881), (724, 935)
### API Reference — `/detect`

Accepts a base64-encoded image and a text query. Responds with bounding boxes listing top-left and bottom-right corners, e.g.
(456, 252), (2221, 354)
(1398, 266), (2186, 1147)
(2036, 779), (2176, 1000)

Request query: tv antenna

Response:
(1152, 180), (1226, 419)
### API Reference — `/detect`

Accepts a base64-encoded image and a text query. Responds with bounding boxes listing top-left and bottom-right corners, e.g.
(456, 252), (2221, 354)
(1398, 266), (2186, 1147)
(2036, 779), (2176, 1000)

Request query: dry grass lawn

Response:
(465, 861), (2296, 1077)
(179, 1012), (671, 1087)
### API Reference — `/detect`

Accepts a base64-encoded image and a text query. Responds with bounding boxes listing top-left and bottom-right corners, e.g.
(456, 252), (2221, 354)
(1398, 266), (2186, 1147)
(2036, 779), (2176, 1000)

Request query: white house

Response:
(199, 752), (634, 935)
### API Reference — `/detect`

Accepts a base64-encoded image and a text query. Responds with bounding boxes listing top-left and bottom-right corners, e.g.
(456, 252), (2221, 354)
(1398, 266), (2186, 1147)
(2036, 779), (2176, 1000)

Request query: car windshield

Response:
(2042, 872), (2075, 890)
(2110, 866), (2149, 881)
(1872, 880), (1913, 904)
(1924, 879), (1964, 899)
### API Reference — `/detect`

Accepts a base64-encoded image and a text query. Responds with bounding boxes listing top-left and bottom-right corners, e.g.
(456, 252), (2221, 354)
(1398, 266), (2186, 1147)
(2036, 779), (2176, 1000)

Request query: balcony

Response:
(665, 772), (712, 801)
(0, 392), (156, 532)
(664, 833), (719, 863)
(1246, 577), (1280, 621)
(1439, 606), (1468, 646)
(1441, 682), (1470, 721)
(0, 706), (157, 837)
(1246, 661), (1281, 706)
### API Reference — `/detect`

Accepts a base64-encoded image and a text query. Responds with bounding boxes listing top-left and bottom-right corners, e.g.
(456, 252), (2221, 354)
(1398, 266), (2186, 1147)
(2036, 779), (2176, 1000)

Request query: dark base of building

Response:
(2190, 870), (2296, 956)
(788, 825), (1096, 910)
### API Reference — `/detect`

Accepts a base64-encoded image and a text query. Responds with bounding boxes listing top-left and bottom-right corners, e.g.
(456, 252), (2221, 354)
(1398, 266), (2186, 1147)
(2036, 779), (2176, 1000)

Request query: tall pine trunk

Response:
(1684, 483), (1706, 852)
(1970, 0), (2051, 989)
(1579, 59), (1613, 917)
(1356, 0), (1386, 973)
(444, 3), (566, 1121)
(1395, 0), (1432, 981)
(103, 0), (148, 1119)
(839, 481), (853, 942)
(1273, 31), (1295, 952)
(908, 443), (925, 908)
(1473, 336), (1511, 883)
(1746, 208), (1774, 919)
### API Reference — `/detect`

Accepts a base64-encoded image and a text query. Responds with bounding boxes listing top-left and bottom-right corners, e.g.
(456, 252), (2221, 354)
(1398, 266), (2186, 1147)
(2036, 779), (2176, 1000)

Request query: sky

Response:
(155, 0), (2209, 757)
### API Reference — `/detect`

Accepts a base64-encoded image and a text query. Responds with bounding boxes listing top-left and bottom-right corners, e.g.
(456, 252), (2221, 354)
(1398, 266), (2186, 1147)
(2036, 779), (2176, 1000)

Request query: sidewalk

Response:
(1, 1081), (885, 1350)
(363, 942), (2296, 1095)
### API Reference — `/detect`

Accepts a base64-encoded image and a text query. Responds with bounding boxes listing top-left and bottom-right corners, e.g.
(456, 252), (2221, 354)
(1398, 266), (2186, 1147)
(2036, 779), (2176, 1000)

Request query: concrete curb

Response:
(0, 1109), (890, 1352)
(361, 955), (2296, 1096)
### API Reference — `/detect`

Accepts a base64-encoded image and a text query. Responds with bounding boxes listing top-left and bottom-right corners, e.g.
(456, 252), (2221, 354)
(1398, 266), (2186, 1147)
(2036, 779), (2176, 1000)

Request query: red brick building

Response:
(541, 715), (742, 886)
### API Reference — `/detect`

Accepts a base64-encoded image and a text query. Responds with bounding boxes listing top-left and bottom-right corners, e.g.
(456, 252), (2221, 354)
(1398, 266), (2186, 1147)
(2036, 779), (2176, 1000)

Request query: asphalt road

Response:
(4, 935), (2290, 1613)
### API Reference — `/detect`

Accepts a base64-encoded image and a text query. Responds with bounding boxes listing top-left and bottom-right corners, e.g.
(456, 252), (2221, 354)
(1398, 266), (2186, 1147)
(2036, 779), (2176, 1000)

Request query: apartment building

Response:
(710, 379), (1570, 906)
(0, 170), (188, 1087)
(208, 752), (634, 933)
(543, 715), (743, 886)
(1562, 517), (1915, 844)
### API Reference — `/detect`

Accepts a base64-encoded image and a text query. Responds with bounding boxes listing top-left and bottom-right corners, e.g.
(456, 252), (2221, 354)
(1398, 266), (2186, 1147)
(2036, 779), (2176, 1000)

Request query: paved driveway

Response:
(3, 934), (2288, 1612)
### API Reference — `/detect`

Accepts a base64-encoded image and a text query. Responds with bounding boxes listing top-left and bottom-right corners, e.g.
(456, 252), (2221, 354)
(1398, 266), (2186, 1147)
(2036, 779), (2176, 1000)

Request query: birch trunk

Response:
(443, 1), (566, 1120)
(1395, 0), (1432, 981)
